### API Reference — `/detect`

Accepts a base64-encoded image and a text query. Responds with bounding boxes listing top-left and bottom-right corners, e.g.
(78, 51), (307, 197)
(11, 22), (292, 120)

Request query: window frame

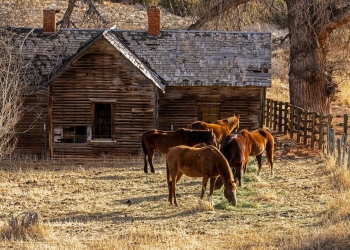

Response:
(90, 99), (115, 141)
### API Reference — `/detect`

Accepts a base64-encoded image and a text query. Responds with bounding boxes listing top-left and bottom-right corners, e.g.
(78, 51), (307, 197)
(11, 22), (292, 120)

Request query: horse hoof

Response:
(151, 171), (156, 174)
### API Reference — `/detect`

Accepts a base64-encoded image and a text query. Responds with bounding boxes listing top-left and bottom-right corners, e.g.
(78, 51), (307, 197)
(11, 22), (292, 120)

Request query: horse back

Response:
(221, 134), (249, 165)
(239, 129), (274, 155)
(187, 121), (208, 130)
(167, 145), (229, 178)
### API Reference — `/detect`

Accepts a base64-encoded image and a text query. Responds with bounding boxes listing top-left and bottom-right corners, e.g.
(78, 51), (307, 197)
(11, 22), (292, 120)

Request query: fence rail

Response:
(264, 99), (350, 167)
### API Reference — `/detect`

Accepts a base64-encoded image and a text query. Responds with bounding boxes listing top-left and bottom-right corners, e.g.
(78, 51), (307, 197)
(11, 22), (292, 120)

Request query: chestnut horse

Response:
(239, 129), (274, 176)
(187, 115), (240, 147)
(166, 145), (237, 206)
(141, 128), (217, 173)
(220, 134), (250, 187)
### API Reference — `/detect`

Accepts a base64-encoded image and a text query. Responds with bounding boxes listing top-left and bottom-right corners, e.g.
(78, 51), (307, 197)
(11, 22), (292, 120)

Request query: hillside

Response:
(2, 0), (192, 30)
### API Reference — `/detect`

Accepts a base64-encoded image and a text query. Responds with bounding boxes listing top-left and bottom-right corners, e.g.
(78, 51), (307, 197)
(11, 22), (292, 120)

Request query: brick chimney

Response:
(43, 5), (60, 33)
(147, 6), (161, 36)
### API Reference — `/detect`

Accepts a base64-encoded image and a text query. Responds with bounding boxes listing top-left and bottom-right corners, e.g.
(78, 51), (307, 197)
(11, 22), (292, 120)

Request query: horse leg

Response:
(166, 160), (172, 204)
(236, 166), (243, 187)
(173, 172), (183, 206)
(147, 150), (156, 174)
(209, 177), (218, 206)
(266, 150), (274, 177)
(144, 152), (149, 173)
(201, 176), (209, 200)
(256, 154), (262, 176)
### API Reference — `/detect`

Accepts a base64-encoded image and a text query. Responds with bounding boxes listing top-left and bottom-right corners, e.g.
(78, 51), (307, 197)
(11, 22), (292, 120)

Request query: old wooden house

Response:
(13, 6), (271, 160)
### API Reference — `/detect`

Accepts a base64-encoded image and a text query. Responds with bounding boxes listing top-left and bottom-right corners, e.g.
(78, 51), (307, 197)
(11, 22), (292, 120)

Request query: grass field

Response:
(0, 136), (349, 249)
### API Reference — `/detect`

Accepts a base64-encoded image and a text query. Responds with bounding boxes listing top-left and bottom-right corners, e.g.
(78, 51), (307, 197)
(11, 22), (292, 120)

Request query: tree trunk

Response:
(58, 0), (76, 28)
(288, 46), (331, 113)
(286, 0), (332, 113)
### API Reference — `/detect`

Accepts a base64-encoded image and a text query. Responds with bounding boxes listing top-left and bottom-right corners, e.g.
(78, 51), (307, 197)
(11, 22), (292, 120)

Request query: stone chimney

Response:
(43, 5), (60, 33)
(147, 6), (161, 36)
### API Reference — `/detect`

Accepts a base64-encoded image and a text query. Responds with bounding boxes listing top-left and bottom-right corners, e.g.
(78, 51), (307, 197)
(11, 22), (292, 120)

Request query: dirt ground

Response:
(2, 105), (349, 248)
(0, 130), (338, 249)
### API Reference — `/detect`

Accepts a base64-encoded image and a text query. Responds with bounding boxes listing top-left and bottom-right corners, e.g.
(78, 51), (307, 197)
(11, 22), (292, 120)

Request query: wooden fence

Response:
(264, 98), (350, 168)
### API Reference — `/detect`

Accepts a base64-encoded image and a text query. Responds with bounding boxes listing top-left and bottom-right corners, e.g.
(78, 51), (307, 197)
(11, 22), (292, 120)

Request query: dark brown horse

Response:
(166, 145), (237, 206)
(141, 128), (217, 173)
(187, 115), (240, 147)
(239, 129), (274, 176)
(220, 134), (250, 187)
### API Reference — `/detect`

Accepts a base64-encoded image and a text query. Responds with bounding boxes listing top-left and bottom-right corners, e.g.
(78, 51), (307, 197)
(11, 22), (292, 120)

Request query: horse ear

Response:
(236, 114), (240, 119)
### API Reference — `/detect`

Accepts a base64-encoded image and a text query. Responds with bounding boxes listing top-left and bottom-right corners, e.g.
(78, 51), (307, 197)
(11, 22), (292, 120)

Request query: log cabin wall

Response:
(51, 39), (156, 160)
(16, 90), (49, 159)
(158, 86), (263, 131)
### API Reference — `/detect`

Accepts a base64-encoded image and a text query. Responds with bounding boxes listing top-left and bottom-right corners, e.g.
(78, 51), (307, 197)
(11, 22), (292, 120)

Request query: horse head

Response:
(224, 179), (237, 206)
(215, 115), (240, 133)
(228, 115), (240, 132)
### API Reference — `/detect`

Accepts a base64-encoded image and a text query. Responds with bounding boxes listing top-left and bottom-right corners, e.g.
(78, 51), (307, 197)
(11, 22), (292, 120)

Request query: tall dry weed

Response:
(0, 212), (48, 241)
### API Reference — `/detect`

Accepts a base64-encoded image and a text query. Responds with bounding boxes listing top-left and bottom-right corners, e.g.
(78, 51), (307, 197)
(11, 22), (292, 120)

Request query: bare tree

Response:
(188, 0), (350, 113)
(57, 0), (109, 28)
(0, 29), (26, 160)
(286, 0), (350, 113)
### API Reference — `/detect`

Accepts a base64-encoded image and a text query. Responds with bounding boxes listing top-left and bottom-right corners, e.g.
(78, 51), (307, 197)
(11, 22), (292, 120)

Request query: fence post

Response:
(272, 100), (277, 131)
(337, 137), (341, 165)
(329, 127), (335, 155)
(270, 99), (274, 130)
(265, 99), (270, 128)
(303, 111), (308, 145)
(344, 114), (348, 136)
(290, 105), (295, 139)
(319, 113), (324, 150)
(296, 108), (302, 143)
(327, 115), (333, 154)
(311, 112), (316, 148)
(342, 134), (347, 166)
(278, 101), (283, 133)
(284, 102), (289, 135)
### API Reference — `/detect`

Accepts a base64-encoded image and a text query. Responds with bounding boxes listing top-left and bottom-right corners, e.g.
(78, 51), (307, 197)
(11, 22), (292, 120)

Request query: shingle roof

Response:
(12, 27), (271, 90)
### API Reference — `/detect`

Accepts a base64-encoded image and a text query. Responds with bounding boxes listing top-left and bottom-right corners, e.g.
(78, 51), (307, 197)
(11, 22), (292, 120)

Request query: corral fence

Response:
(264, 98), (350, 168)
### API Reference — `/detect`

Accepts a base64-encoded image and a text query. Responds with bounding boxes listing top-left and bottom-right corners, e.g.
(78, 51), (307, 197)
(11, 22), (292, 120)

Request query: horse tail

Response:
(141, 136), (148, 156)
(166, 157), (172, 189)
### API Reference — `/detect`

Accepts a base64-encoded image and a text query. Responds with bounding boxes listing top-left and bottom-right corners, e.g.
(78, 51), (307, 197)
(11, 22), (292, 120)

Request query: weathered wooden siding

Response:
(158, 86), (263, 131)
(16, 91), (49, 158)
(51, 39), (155, 159)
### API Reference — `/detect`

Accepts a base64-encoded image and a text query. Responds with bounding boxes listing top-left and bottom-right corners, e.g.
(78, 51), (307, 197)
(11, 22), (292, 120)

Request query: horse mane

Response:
(227, 115), (239, 124)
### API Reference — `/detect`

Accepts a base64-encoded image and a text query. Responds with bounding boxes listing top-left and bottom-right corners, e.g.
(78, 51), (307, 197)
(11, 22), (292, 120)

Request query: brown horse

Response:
(239, 129), (274, 176)
(166, 145), (237, 206)
(141, 128), (217, 173)
(220, 134), (250, 187)
(187, 115), (240, 147)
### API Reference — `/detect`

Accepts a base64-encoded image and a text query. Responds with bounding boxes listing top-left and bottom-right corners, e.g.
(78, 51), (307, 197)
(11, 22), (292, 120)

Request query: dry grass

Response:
(0, 148), (349, 249)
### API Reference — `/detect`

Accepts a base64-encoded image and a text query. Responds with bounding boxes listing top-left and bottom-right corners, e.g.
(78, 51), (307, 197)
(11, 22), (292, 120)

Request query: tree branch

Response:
(187, 0), (251, 30)
(327, 4), (350, 30)
(85, 0), (109, 28)
(317, 3), (350, 44)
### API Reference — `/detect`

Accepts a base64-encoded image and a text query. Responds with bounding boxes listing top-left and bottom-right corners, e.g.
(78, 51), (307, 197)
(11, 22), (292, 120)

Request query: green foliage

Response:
(238, 186), (258, 196)
(243, 173), (258, 183)
(238, 200), (258, 208)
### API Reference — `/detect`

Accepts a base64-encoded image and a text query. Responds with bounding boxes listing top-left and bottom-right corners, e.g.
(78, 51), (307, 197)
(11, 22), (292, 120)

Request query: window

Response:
(92, 102), (114, 140)
(54, 126), (87, 143)
(200, 108), (219, 123)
